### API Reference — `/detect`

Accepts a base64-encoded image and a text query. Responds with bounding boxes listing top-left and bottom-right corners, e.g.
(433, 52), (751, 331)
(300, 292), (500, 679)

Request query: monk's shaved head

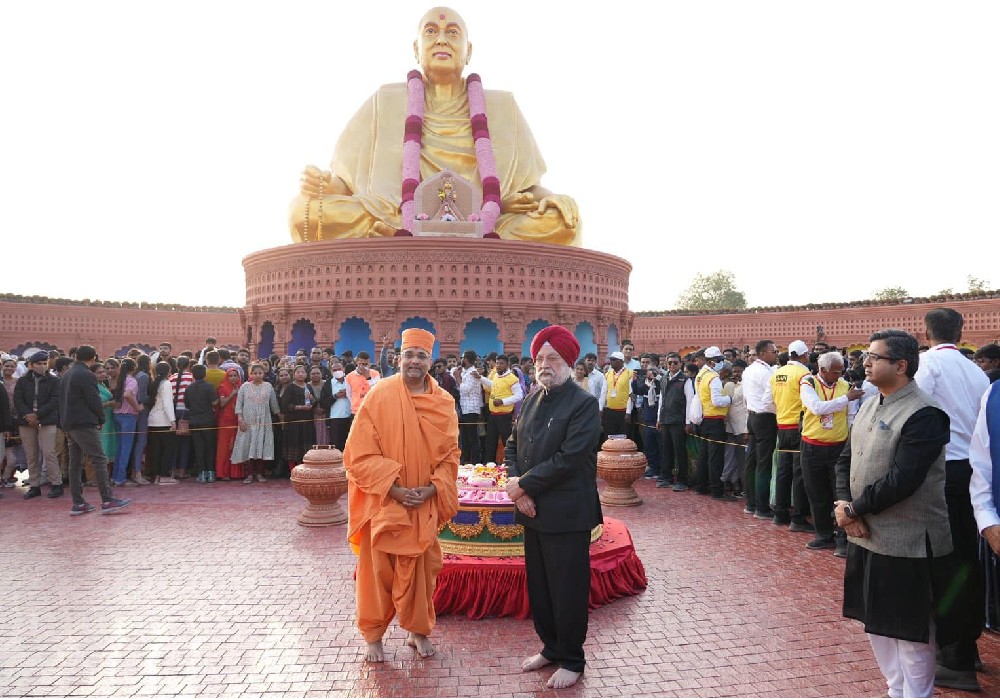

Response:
(417, 6), (468, 37)
(414, 6), (472, 75)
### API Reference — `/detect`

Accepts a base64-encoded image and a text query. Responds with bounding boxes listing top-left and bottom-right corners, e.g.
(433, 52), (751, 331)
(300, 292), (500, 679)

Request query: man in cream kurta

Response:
(344, 328), (460, 662)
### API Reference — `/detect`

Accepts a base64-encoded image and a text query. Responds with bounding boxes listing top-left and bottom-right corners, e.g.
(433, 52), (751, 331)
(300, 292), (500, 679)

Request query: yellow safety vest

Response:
(696, 366), (728, 419)
(604, 367), (632, 410)
(771, 362), (810, 429)
(800, 375), (850, 445)
(488, 370), (519, 415)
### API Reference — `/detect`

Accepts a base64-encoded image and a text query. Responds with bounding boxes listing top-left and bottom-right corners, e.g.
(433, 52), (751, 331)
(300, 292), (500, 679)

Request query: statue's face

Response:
(415, 7), (471, 77)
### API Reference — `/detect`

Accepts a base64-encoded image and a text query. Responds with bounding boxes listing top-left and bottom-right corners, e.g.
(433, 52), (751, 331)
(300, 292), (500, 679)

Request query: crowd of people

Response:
(3, 313), (1000, 696)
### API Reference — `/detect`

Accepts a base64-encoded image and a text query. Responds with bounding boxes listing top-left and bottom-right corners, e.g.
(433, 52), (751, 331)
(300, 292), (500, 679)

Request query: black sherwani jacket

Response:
(505, 379), (603, 533)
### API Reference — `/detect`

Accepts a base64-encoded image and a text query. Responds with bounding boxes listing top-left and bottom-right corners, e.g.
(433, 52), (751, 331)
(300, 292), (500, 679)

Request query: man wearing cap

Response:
(15, 351), (63, 499)
(343, 328), (460, 663)
(603, 351), (632, 439)
(767, 340), (813, 529)
(506, 325), (602, 690)
(693, 347), (733, 499)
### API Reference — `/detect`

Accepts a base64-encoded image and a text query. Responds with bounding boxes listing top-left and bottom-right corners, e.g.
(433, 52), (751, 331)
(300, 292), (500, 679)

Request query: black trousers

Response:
(65, 426), (114, 506)
(146, 426), (177, 477)
(695, 418), (726, 496)
(937, 459), (983, 672)
(629, 406), (644, 451)
(660, 423), (688, 484)
(190, 424), (217, 473)
(775, 427), (808, 522)
(459, 412), (483, 464)
(800, 441), (844, 538)
(484, 412), (513, 464)
(602, 408), (627, 439)
(745, 412), (777, 513)
(523, 527), (591, 673)
(329, 416), (353, 451)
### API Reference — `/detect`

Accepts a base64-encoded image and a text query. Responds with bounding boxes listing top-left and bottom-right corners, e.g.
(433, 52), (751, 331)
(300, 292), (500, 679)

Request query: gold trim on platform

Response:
(438, 523), (604, 557)
(440, 540), (526, 557)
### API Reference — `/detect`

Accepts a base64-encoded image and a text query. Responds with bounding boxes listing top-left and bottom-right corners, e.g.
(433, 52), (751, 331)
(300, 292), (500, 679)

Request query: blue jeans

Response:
(113, 413), (137, 484)
(130, 410), (149, 478)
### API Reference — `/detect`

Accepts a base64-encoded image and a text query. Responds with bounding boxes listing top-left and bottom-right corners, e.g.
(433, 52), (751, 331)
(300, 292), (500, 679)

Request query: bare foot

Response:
(405, 632), (436, 658)
(521, 653), (554, 672)
(364, 641), (384, 662)
(546, 668), (582, 689)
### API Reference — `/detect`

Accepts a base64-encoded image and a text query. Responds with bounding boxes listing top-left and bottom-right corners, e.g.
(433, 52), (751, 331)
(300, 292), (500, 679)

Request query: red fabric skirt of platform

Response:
(433, 517), (647, 620)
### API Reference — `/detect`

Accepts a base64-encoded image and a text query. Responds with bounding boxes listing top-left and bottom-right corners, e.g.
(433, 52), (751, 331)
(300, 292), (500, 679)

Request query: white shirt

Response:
(914, 343), (989, 462)
(705, 371), (731, 408)
(726, 382), (749, 435)
(458, 366), (484, 415)
(969, 385), (999, 533)
(147, 379), (176, 427)
(741, 359), (776, 413)
(588, 368), (607, 410)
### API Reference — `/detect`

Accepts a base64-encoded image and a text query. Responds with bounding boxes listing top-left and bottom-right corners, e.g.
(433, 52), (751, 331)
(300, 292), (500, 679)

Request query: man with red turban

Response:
(505, 325), (602, 689)
(344, 327), (460, 662)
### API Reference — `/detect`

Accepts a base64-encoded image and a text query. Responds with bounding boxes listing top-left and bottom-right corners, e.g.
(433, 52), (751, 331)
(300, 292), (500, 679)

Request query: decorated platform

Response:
(435, 516), (647, 620)
(435, 464), (646, 619)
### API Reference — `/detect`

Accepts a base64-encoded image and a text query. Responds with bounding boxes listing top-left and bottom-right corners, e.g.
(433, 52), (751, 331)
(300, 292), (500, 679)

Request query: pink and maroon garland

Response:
(396, 71), (501, 238)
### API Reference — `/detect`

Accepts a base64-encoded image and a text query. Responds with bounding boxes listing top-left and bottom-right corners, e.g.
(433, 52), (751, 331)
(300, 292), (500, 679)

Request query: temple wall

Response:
(630, 298), (1000, 353)
(2, 269), (997, 361)
(0, 301), (242, 358)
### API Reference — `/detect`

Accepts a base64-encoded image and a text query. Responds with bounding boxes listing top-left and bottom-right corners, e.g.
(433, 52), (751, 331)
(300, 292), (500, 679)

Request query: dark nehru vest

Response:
(659, 372), (688, 425)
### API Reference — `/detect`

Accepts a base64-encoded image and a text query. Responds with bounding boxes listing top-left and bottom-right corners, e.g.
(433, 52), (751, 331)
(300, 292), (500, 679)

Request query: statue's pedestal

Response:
(242, 237), (633, 357)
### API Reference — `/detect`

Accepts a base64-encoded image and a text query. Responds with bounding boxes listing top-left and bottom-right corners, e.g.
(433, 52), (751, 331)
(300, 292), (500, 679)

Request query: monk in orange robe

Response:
(343, 327), (460, 662)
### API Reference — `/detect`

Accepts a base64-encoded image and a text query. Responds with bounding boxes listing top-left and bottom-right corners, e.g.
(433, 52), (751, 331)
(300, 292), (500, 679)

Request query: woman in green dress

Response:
(94, 364), (118, 472)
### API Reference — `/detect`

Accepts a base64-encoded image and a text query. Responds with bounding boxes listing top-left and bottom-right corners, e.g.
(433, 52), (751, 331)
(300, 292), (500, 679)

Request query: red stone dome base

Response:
(242, 237), (633, 358)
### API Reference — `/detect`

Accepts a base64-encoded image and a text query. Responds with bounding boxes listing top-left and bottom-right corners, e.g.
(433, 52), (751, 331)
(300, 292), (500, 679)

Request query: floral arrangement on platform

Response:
(457, 462), (508, 490)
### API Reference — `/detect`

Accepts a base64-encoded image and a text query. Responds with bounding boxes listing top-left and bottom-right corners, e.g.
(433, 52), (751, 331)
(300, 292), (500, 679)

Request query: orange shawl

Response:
(344, 374), (459, 555)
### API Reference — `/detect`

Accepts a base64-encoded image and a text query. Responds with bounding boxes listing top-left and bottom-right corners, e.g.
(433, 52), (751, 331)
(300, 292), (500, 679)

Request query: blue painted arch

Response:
(607, 324), (620, 355)
(575, 322), (597, 363)
(398, 317), (440, 358)
(288, 319), (316, 356)
(460, 317), (503, 358)
(257, 322), (275, 360)
(336, 317), (374, 358)
(521, 319), (552, 358)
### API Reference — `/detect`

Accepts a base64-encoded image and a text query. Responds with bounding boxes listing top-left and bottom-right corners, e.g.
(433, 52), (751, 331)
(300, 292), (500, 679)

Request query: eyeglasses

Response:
(863, 352), (899, 364)
(666, 360), (680, 366)
(401, 351), (430, 362)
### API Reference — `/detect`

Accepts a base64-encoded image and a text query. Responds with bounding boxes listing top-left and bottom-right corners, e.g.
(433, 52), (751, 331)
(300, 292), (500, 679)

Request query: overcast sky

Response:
(3, 1), (997, 311)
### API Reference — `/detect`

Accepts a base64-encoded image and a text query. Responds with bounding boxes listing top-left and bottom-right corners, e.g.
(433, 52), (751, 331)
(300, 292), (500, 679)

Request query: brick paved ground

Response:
(1, 477), (997, 698)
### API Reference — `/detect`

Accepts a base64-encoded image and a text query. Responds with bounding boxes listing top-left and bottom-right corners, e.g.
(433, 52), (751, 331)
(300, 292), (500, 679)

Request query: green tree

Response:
(967, 275), (990, 293)
(873, 286), (909, 302)
(676, 270), (747, 310)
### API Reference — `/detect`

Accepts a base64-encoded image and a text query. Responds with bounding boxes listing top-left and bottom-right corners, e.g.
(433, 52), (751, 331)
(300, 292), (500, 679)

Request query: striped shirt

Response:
(169, 372), (194, 411)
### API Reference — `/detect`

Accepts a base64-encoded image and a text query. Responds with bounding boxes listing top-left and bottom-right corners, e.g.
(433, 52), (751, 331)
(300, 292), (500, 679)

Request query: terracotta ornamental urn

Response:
(290, 446), (348, 527)
(596, 437), (647, 507)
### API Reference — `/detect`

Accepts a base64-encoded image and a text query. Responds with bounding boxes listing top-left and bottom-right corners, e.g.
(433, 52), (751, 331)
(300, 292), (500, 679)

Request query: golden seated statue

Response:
(288, 6), (580, 246)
